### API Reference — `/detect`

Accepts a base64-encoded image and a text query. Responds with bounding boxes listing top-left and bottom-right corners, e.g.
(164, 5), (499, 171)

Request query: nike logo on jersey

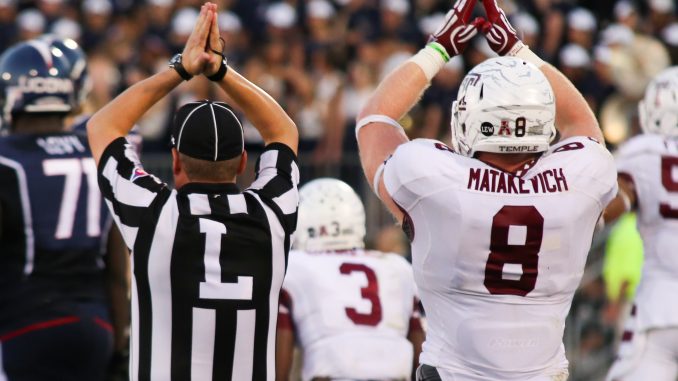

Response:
(468, 167), (569, 194)
(130, 167), (149, 182)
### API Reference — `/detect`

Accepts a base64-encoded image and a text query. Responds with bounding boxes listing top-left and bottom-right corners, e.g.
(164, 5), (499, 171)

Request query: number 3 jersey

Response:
(278, 249), (421, 381)
(382, 137), (617, 379)
(0, 132), (110, 328)
(615, 134), (678, 331)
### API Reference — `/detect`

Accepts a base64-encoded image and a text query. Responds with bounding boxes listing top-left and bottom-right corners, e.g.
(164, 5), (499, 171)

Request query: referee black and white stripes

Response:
(97, 137), (299, 381)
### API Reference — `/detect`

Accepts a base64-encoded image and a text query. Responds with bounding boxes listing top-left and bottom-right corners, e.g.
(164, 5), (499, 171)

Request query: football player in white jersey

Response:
(604, 67), (678, 381)
(276, 178), (424, 381)
(355, 0), (617, 380)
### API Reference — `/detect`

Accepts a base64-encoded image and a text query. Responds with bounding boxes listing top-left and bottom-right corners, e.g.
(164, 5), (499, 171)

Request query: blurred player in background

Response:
(38, 34), (142, 156)
(38, 36), (132, 377)
(604, 67), (678, 381)
(276, 178), (423, 381)
(0, 39), (128, 380)
(356, 0), (617, 379)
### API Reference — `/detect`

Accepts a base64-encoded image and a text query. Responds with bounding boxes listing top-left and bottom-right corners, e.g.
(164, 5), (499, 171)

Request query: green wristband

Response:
(426, 42), (451, 63)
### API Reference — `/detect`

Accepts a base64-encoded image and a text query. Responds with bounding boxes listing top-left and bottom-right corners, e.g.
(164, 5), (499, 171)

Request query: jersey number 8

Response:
(484, 205), (544, 296)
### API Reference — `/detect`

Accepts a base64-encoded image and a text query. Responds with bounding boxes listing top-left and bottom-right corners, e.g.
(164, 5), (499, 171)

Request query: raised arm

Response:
(480, 0), (603, 142)
(356, 0), (482, 219)
(87, 4), (215, 165)
(205, 6), (298, 154)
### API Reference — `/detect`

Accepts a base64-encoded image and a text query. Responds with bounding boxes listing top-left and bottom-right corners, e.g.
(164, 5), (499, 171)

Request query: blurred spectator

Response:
(169, 7), (199, 52)
(614, 0), (639, 31)
(648, 0), (676, 37)
(567, 7), (597, 50)
(511, 12), (540, 49)
(38, 0), (67, 25)
(0, 0), (17, 51)
(662, 22), (678, 64)
(50, 18), (82, 42)
(145, 0), (175, 43)
(81, 0), (113, 51)
(380, 0), (419, 44)
(599, 23), (670, 101)
(559, 43), (609, 114)
(17, 9), (46, 41)
(218, 10), (247, 63)
(265, 2), (298, 39)
(306, 0), (336, 47)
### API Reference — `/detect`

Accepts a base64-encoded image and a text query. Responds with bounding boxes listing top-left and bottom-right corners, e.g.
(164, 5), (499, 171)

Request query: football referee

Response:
(87, 3), (299, 380)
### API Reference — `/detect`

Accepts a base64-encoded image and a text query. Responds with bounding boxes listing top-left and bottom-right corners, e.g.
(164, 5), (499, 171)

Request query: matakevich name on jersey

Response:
(467, 167), (569, 194)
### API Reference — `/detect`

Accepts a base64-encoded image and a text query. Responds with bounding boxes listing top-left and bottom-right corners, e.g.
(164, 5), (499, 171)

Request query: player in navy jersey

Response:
(0, 39), (128, 380)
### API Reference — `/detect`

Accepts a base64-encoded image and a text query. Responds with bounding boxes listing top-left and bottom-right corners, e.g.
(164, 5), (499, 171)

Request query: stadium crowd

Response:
(1, 0), (677, 379)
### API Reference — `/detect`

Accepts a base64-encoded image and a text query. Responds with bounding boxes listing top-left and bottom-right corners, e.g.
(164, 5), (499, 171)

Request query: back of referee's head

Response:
(170, 100), (247, 186)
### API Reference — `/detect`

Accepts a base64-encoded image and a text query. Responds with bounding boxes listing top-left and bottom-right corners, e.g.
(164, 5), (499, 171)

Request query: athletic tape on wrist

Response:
(406, 45), (448, 81)
(508, 43), (546, 68)
(426, 42), (450, 62)
(355, 114), (406, 139)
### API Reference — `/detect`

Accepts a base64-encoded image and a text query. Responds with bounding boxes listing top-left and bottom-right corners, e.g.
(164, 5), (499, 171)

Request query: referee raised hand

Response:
(87, 3), (299, 380)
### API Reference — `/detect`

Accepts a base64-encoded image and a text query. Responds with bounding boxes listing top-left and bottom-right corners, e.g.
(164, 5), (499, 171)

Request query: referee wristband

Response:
(207, 56), (228, 82)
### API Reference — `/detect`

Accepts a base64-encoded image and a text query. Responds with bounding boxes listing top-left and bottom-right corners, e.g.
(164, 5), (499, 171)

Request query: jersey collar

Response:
(178, 182), (240, 194)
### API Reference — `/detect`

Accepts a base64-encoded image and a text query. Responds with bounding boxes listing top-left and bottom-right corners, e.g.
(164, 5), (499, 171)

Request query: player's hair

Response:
(179, 152), (242, 182)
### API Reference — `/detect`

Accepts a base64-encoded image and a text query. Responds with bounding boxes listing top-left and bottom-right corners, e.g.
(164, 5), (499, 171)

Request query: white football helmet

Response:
(294, 178), (366, 252)
(639, 66), (678, 137)
(451, 56), (556, 156)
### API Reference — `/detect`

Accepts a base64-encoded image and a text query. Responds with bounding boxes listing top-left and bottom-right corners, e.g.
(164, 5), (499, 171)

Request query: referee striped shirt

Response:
(97, 137), (299, 381)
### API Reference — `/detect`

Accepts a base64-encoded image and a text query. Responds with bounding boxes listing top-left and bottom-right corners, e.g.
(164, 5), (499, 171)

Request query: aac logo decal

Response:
(480, 122), (494, 136)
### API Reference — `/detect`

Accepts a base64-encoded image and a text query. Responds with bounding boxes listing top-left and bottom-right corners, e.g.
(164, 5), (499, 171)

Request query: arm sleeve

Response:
(97, 137), (169, 249)
(247, 143), (300, 234)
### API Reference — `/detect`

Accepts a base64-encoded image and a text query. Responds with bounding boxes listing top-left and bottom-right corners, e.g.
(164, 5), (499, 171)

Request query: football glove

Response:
(480, 0), (522, 56)
(428, 0), (485, 60)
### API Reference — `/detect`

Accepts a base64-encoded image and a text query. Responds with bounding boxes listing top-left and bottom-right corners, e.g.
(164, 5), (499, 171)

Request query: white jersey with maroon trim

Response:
(616, 134), (678, 331)
(279, 249), (420, 380)
(382, 137), (616, 379)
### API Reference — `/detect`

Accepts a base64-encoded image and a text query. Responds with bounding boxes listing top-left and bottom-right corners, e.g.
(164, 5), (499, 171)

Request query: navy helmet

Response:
(39, 34), (90, 108)
(0, 40), (75, 125)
